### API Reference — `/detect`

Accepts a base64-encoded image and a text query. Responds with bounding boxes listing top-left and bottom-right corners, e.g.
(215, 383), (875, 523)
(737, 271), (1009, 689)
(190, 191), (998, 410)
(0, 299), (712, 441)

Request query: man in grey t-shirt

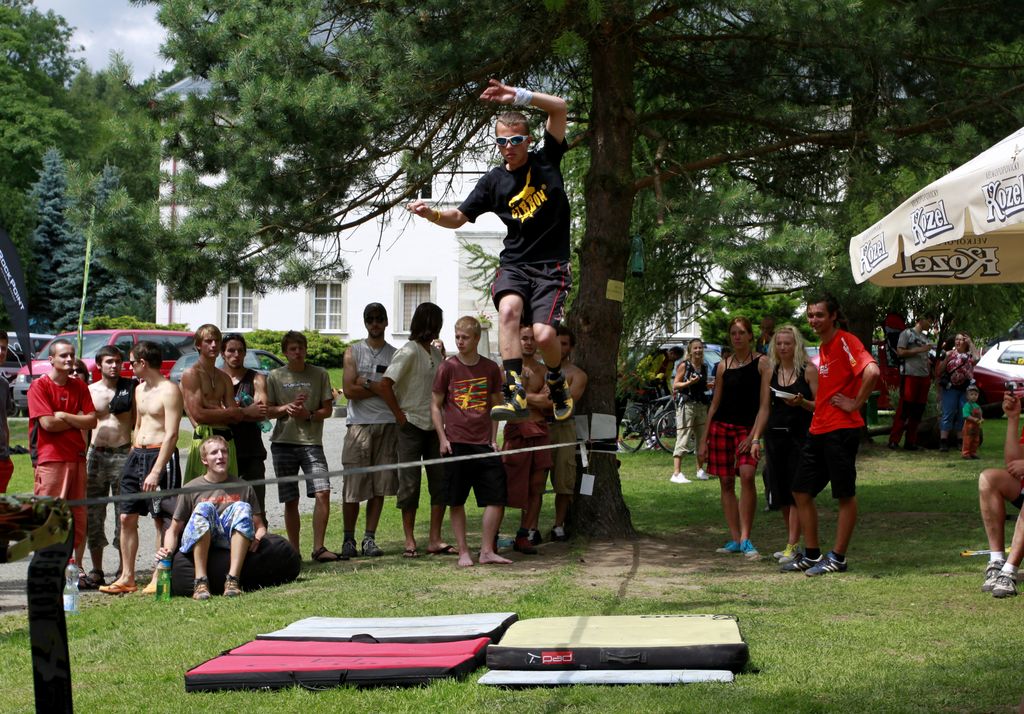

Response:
(888, 314), (934, 451)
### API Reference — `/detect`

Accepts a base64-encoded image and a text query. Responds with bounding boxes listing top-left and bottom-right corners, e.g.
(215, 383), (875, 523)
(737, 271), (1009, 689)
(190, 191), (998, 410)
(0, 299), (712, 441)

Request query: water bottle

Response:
(155, 558), (172, 601)
(237, 391), (273, 432)
(63, 556), (80, 615)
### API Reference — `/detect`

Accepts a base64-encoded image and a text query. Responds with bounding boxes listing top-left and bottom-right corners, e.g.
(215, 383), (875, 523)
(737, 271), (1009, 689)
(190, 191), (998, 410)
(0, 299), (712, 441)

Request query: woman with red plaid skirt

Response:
(697, 317), (771, 560)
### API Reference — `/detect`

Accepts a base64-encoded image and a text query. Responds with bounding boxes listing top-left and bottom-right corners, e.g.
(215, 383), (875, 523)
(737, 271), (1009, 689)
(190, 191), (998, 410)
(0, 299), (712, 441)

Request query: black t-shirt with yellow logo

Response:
(458, 130), (570, 266)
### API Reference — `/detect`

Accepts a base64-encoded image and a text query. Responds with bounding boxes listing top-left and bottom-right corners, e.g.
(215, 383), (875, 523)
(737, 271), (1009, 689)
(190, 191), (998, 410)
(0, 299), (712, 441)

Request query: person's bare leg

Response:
(115, 513), (139, 584)
(427, 503), (448, 551)
(533, 323), (561, 371)
(554, 494), (572, 528)
(312, 490), (331, 552)
(497, 294), (525, 362)
(738, 465), (756, 541)
(450, 505), (473, 567)
(719, 475), (740, 543)
(365, 496), (384, 532)
(524, 468), (546, 532)
(979, 469), (1015, 552)
(89, 546), (104, 576)
(228, 531), (249, 578)
(192, 530), (212, 580)
(794, 491), (818, 549)
(283, 500), (301, 553)
(479, 505), (512, 564)
(402, 508), (417, 552)
(784, 505), (801, 545)
(673, 455), (682, 475)
(342, 501), (360, 533)
(834, 496), (858, 554)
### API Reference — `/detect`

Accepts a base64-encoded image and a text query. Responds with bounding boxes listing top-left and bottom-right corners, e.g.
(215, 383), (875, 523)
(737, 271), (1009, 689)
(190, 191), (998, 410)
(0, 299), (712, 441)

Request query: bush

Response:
(84, 315), (190, 331)
(243, 330), (349, 368)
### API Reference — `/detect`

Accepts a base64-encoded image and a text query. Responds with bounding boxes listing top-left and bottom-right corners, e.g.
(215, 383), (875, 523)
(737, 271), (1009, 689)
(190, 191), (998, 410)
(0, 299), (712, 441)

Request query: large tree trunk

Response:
(567, 3), (638, 539)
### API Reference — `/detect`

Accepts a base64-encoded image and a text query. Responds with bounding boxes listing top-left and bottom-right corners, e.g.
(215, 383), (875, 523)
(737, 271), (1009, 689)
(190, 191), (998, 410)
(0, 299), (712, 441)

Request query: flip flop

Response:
(426, 544), (457, 555)
(402, 548), (419, 558)
(310, 546), (342, 563)
(98, 582), (138, 595)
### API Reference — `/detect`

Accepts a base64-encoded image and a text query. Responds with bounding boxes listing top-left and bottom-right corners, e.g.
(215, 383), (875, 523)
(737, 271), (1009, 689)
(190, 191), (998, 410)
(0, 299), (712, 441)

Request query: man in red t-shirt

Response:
(431, 316), (512, 567)
(29, 338), (98, 565)
(782, 297), (878, 577)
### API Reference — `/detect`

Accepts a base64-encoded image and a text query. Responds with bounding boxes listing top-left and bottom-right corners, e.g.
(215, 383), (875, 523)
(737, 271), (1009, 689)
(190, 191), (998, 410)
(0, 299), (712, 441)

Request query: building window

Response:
(312, 281), (345, 331)
(224, 281), (254, 330)
(400, 281), (432, 332)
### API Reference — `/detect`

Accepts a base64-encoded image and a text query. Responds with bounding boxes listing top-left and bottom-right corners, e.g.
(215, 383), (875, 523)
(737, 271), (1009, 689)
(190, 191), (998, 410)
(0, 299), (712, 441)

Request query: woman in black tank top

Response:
(762, 325), (818, 564)
(698, 317), (771, 559)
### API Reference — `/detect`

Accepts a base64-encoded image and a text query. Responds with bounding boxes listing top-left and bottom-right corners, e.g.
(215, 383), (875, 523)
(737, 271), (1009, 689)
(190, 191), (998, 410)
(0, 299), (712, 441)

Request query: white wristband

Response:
(513, 87), (534, 106)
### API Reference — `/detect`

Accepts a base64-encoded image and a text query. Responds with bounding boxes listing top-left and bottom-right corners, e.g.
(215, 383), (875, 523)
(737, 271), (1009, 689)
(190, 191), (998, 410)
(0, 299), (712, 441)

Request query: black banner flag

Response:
(0, 226), (33, 374)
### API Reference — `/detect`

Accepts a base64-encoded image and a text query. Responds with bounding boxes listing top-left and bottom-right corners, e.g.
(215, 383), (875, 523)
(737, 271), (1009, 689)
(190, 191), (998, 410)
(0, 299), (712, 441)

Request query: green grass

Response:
(0, 419), (1019, 712)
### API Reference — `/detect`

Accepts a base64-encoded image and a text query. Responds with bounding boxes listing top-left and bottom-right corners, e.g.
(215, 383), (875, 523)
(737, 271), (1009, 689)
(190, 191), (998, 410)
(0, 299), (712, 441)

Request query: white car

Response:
(973, 340), (1024, 404)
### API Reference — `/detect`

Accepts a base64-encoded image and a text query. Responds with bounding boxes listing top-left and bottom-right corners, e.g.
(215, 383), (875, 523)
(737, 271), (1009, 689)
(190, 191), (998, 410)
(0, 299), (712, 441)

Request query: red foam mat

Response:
(185, 637), (489, 692)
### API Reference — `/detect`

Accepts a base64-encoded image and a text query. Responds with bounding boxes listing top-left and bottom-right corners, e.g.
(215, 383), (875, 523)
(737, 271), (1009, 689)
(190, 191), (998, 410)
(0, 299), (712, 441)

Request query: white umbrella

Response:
(849, 126), (1024, 285)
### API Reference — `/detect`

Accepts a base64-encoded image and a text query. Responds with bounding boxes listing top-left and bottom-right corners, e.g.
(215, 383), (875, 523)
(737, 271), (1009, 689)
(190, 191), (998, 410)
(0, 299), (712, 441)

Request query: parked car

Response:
(168, 348), (285, 384)
(972, 340), (1024, 406)
(0, 332), (54, 383)
(14, 329), (194, 415)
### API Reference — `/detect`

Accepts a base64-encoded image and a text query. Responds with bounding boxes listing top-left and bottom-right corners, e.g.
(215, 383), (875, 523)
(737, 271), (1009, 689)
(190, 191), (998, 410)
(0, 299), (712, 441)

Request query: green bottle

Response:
(156, 558), (172, 601)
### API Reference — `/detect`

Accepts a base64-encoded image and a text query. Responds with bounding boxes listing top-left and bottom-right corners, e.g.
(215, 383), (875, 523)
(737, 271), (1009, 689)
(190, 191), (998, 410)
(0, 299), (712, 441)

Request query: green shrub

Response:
(243, 329), (349, 368)
(85, 315), (190, 331)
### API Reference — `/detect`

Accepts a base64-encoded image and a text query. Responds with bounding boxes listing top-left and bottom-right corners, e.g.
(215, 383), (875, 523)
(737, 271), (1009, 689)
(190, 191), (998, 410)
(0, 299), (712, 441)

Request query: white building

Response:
(155, 80), (505, 355)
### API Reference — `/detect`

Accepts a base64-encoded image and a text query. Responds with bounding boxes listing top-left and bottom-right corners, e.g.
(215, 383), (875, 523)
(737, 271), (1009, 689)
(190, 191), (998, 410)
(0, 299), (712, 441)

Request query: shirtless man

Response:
(501, 325), (552, 554)
(100, 341), (183, 594)
(83, 346), (136, 588)
(180, 324), (246, 482)
(542, 325), (587, 541)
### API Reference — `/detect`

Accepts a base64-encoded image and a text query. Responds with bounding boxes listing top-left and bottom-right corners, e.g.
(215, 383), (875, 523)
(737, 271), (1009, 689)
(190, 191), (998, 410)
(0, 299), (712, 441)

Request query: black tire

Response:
(655, 410), (677, 452)
(618, 403), (646, 452)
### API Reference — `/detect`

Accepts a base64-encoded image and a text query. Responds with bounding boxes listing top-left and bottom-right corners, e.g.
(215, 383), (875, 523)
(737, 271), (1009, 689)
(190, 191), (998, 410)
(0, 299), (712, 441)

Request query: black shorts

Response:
(118, 447), (182, 518)
(763, 428), (806, 510)
(491, 261), (572, 326)
(444, 443), (507, 508)
(792, 428), (859, 500)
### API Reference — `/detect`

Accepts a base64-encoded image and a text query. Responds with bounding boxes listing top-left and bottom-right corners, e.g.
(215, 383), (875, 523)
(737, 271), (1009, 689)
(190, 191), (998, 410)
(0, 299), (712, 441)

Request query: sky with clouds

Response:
(32, 0), (171, 82)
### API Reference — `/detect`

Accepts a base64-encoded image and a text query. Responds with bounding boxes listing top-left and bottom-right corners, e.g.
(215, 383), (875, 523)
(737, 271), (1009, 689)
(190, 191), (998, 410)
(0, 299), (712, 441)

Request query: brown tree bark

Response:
(567, 3), (639, 539)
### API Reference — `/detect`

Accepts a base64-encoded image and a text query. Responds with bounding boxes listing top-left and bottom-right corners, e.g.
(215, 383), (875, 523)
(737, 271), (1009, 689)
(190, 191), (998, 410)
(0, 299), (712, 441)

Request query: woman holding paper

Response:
(761, 325), (817, 565)
(698, 317), (771, 560)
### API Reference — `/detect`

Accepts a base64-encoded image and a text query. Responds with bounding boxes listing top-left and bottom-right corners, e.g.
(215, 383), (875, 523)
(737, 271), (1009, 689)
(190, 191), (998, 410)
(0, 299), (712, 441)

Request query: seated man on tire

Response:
(978, 388), (1024, 598)
(157, 436), (266, 601)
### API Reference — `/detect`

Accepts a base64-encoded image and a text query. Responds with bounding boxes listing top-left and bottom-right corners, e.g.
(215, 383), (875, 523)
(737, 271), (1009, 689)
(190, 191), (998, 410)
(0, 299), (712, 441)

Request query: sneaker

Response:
(513, 536), (538, 555)
(546, 373), (574, 421)
(740, 539), (760, 560)
(695, 469), (708, 481)
(669, 472), (692, 484)
(781, 554), (823, 573)
(773, 543), (802, 564)
(491, 377), (529, 421)
(528, 529), (542, 546)
(192, 576), (211, 601)
(991, 572), (1018, 598)
(716, 540), (742, 554)
(340, 540), (358, 559)
(361, 537), (384, 558)
(549, 526), (569, 542)
(223, 574), (242, 598)
(804, 551), (848, 576)
(982, 560), (1007, 592)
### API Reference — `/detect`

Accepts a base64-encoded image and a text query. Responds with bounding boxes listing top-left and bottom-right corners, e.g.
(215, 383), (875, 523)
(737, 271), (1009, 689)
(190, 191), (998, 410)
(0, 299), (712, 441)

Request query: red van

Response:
(14, 329), (194, 414)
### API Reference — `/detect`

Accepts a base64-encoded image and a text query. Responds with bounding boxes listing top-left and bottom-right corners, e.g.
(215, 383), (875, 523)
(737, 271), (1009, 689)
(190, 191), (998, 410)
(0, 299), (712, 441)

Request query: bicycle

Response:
(618, 393), (678, 452)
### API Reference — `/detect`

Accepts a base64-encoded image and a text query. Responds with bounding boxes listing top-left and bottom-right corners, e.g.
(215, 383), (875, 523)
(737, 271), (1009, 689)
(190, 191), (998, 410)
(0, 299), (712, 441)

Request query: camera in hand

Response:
(1005, 381), (1024, 396)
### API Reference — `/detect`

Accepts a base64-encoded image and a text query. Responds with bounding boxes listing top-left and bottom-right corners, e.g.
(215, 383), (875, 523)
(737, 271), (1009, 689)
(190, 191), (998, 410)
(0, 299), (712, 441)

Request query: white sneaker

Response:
(669, 472), (691, 484)
(695, 468), (708, 480)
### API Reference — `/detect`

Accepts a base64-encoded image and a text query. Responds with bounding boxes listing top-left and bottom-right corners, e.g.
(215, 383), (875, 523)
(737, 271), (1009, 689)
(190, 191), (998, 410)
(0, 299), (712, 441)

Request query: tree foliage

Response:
(143, 0), (1024, 535)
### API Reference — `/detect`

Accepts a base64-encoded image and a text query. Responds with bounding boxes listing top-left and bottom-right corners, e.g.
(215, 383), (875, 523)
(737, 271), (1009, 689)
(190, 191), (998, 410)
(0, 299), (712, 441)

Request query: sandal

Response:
(426, 544), (456, 555)
(402, 547), (419, 558)
(310, 546), (342, 563)
(98, 581), (138, 595)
